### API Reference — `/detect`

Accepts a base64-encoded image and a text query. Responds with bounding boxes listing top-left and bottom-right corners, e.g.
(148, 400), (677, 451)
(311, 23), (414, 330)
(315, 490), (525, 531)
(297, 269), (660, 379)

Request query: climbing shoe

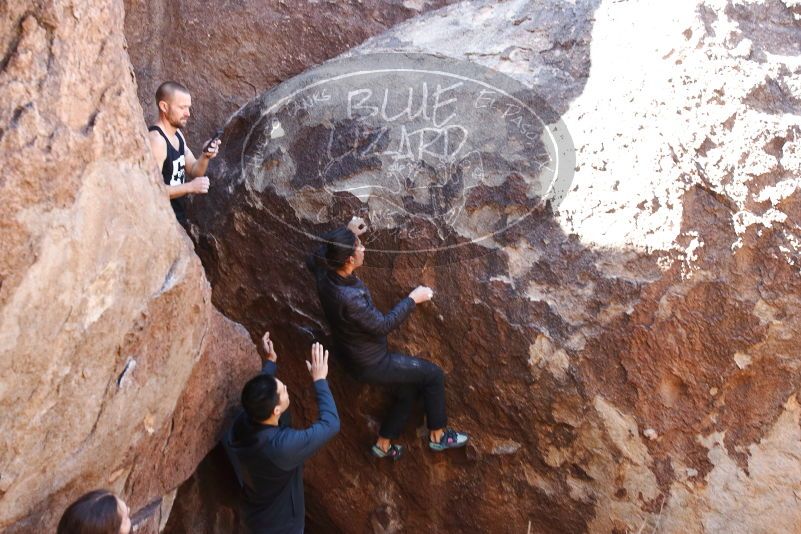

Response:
(371, 443), (404, 460)
(429, 428), (469, 451)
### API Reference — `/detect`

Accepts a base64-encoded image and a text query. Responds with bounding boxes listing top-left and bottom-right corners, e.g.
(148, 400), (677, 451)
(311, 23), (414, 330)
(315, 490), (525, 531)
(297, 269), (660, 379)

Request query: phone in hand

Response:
(203, 128), (224, 153)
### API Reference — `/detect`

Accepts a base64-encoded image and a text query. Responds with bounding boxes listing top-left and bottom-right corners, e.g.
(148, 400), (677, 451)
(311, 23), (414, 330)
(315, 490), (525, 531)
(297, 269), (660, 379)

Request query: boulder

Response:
(0, 1), (257, 532)
(161, 444), (243, 534)
(185, 0), (801, 532)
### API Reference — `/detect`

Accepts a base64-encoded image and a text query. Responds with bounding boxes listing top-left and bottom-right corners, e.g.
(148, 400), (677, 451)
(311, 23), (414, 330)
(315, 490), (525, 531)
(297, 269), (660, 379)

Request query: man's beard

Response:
(168, 116), (187, 128)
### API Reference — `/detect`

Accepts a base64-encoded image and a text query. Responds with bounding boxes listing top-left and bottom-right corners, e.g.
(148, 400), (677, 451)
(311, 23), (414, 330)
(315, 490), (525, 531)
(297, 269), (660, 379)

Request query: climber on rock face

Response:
(146, 80), (220, 225)
(307, 216), (469, 460)
(222, 332), (339, 534)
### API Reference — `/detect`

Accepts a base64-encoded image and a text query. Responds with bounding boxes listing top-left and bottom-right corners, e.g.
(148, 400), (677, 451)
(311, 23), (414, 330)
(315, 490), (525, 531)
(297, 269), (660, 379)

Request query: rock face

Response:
(160, 445), (243, 534)
(0, 2), (258, 532)
(186, 0), (801, 532)
(123, 0), (452, 154)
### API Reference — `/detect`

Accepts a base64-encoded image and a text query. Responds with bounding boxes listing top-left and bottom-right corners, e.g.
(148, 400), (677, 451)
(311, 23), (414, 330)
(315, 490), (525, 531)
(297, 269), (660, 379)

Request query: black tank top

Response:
(149, 125), (187, 221)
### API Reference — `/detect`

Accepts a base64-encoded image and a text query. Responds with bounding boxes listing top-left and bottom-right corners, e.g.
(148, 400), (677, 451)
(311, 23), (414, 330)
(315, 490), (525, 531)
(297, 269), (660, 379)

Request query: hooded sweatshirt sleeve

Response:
(270, 379), (340, 471)
(261, 359), (277, 377)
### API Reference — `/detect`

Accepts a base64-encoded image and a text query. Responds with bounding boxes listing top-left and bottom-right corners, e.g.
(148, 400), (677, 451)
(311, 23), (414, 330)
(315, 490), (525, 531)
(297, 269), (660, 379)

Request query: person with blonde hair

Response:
(147, 81), (220, 223)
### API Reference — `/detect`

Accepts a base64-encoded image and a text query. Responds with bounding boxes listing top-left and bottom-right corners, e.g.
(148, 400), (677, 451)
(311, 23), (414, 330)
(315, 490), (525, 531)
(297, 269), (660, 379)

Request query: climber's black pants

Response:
(354, 352), (447, 439)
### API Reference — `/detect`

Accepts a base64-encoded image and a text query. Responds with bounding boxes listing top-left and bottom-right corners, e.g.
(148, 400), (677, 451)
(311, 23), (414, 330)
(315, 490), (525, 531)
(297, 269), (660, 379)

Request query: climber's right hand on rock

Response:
(306, 342), (329, 381)
(188, 176), (210, 194)
(409, 285), (434, 304)
(259, 331), (278, 363)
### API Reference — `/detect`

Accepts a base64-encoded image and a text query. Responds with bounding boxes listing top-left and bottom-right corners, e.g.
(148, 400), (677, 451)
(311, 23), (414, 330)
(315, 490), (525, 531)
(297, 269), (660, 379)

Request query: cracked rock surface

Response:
(0, 2), (257, 532)
(185, 0), (801, 532)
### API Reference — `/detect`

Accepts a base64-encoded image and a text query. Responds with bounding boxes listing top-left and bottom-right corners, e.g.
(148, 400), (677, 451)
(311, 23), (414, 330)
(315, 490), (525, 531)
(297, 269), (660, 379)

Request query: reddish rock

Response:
(4, 0), (798, 532)
(0, 1), (258, 532)
(123, 0), (452, 154)
(185, 0), (801, 532)
(161, 444), (243, 534)
(124, 308), (259, 528)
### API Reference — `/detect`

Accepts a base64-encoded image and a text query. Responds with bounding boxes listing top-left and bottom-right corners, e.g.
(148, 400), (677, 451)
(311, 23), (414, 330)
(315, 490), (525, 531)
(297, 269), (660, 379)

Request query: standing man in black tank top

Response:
(147, 81), (219, 223)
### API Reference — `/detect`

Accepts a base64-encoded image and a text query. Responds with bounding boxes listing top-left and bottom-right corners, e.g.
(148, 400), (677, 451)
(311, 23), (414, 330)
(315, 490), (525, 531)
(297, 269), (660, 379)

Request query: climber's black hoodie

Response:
(309, 261), (415, 373)
(222, 360), (339, 534)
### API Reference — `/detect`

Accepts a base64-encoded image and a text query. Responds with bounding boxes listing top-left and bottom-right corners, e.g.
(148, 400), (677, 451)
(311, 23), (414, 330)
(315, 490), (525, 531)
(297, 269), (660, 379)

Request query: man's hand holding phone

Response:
(202, 128), (223, 159)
